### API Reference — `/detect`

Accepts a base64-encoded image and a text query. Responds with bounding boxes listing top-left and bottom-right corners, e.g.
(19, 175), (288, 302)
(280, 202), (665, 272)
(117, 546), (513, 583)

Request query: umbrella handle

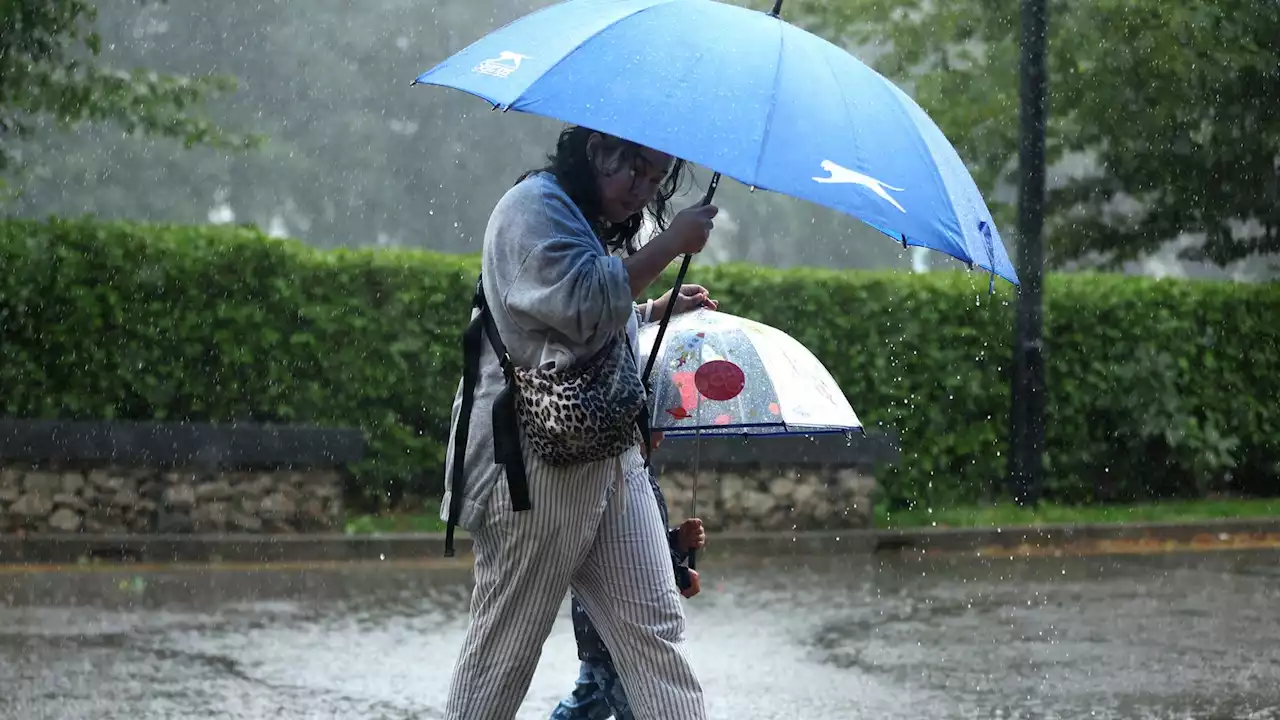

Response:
(641, 172), (722, 388)
(699, 171), (722, 208)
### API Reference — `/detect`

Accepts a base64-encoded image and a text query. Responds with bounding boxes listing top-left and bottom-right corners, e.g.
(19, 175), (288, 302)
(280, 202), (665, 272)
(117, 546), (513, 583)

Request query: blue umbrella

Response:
(411, 0), (1020, 291)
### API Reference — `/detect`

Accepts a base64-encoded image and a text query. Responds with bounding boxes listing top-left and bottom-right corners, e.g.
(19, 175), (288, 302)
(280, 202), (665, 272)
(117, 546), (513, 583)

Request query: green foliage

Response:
(0, 0), (259, 178)
(655, 263), (1280, 509)
(2, 219), (1277, 511)
(0, 217), (474, 508)
(800, 0), (1280, 268)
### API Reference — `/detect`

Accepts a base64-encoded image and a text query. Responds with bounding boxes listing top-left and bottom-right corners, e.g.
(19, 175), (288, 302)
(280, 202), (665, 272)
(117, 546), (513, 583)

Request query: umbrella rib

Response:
(882, 83), (977, 274)
(750, 17), (789, 186)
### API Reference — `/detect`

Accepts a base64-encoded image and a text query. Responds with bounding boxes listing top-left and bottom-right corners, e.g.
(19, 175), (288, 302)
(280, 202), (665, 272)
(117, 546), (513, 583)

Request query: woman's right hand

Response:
(666, 203), (719, 255)
(623, 202), (719, 298)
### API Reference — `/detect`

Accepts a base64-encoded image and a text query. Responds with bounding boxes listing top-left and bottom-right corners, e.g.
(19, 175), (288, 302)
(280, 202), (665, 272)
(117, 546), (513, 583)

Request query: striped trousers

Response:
(444, 444), (706, 720)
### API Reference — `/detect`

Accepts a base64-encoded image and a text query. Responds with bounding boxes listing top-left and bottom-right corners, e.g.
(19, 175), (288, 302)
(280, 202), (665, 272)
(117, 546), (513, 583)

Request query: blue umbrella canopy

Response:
(412, 0), (1020, 287)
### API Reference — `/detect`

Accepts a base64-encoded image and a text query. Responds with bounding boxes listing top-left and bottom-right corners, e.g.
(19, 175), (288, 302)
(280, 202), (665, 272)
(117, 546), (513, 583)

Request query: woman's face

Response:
(589, 136), (673, 224)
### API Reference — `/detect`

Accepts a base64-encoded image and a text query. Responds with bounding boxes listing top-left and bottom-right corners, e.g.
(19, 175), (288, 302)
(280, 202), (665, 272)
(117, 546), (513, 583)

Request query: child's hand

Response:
(681, 569), (701, 598)
(642, 431), (664, 462)
(677, 518), (705, 552)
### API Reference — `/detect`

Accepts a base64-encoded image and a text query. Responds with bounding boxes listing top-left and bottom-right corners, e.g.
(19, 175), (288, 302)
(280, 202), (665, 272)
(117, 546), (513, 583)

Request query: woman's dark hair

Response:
(517, 125), (690, 255)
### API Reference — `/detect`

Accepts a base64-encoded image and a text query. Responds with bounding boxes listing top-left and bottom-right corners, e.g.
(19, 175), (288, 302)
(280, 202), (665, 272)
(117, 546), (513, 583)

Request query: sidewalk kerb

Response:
(2, 517), (1278, 566)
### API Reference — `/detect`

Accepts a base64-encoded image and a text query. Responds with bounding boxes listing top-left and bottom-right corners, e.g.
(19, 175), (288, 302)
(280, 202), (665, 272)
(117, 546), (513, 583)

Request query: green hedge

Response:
(0, 218), (474, 509)
(2, 218), (1277, 511)
(673, 263), (1280, 508)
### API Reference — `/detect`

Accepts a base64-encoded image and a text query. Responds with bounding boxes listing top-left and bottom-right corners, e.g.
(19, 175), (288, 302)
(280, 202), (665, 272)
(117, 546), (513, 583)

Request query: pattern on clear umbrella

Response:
(638, 308), (860, 438)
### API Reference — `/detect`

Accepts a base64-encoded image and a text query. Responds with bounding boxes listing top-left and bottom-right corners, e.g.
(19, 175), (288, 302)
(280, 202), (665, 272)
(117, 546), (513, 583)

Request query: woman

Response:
(441, 124), (719, 720)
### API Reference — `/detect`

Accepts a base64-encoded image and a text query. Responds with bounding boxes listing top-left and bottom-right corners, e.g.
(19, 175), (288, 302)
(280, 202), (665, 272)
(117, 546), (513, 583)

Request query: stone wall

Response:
(660, 468), (878, 531)
(650, 433), (896, 532)
(0, 465), (343, 534)
(0, 418), (362, 536)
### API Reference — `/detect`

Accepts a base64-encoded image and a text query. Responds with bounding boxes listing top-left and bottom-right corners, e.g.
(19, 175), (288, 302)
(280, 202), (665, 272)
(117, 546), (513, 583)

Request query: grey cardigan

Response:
(439, 171), (643, 531)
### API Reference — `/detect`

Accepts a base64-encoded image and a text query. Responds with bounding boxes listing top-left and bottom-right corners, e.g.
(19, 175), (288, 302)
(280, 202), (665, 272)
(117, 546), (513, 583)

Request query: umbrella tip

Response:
(768, 0), (783, 17)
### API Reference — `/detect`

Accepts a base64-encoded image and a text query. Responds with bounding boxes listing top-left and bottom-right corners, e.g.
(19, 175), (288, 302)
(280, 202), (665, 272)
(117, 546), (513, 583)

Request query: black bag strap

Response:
(443, 277), (530, 557)
(475, 284), (532, 514)
(476, 283), (510, 372)
(443, 284), (484, 557)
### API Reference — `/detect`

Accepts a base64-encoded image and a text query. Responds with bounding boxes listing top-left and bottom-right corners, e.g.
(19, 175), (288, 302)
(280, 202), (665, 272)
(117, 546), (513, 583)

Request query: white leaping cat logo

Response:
(495, 51), (529, 68)
(812, 160), (906, 213)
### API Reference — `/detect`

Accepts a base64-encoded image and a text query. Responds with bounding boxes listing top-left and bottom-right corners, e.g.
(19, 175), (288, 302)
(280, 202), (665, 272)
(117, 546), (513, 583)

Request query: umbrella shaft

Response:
(640, 172), (722, 388)
(692, 431), (700, 513)
(689, 428), (701, 572)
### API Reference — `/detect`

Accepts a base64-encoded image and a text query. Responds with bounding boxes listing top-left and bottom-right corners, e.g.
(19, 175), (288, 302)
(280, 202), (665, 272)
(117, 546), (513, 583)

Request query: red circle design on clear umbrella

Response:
(694, 360), (746, 402)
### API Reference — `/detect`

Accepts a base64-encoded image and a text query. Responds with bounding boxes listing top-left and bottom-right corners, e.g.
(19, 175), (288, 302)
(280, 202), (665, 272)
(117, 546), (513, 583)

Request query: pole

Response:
(1010, 0), (1048, 506)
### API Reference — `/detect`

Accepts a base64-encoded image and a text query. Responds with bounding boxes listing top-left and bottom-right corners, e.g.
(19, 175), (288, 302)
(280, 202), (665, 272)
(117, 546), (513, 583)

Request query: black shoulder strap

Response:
(443, 277), (530, 558)
(475, 284), (510, 371)
(443, 281), (485, 557)
(476, 284), (531, 514)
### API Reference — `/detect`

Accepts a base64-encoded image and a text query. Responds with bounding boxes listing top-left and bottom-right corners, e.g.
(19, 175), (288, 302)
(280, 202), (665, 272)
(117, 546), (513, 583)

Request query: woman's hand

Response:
(677, 518), (706, 552)
(651, 284), (717, 320)
(666, 203), (718, 256)
(623, 203), (717, 298)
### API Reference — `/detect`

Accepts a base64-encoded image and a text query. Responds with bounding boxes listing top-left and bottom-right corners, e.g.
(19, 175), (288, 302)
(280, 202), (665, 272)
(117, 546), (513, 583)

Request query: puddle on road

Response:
(1, 550), (1277, 719)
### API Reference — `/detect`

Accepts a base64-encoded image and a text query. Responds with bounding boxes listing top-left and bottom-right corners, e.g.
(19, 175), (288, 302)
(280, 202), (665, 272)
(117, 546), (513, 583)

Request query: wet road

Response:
(2, 548), (1279, 719)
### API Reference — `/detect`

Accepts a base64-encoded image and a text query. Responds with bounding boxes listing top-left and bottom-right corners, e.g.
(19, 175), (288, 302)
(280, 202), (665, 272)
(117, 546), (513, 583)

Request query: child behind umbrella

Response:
(550, 454), (705, 720)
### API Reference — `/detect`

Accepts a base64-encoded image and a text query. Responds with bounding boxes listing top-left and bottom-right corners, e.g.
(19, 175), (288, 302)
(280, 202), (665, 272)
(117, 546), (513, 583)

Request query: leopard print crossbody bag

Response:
(443, 277), (653, 556)
(476, 281), (650, 467)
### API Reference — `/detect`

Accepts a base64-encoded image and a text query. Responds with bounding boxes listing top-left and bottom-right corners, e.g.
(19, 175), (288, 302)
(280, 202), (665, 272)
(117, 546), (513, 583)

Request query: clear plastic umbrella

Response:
(638, 308), (862, 438)
(637, 308), (862, 567)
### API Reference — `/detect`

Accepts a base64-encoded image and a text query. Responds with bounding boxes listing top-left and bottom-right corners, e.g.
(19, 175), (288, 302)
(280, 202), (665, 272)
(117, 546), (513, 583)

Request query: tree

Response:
(0, 0), (256, 183)
(801, 0), (1280, 268)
